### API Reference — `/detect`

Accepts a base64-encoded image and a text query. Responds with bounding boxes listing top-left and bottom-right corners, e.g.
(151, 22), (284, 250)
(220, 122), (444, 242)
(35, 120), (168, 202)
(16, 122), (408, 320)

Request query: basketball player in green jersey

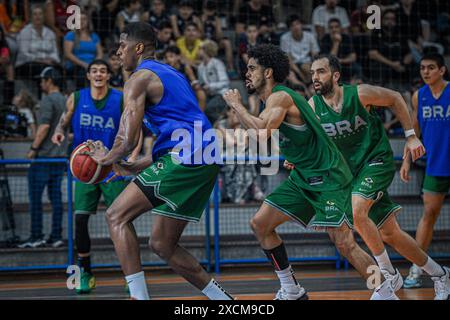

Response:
(223, 44), (392, 300)
(303, 54), (449, 300)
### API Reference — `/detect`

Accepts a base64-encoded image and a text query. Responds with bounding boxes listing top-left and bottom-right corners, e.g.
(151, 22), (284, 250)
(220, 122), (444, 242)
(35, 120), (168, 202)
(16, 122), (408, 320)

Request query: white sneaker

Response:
(381, 268), (403, 292)
(274, 285), (309, 300)
(431, 266), (450, 300)
(371, 279), (400, 300)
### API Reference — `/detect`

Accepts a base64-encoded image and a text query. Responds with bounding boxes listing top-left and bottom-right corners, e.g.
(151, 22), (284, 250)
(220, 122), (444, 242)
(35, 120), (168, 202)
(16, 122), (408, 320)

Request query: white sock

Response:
(125, 271), (150, 300)
(202, 278), (233, 300)
(374, 250), (395, 274)
(275, 266), (299, 293)
(420, 257), (445, 277)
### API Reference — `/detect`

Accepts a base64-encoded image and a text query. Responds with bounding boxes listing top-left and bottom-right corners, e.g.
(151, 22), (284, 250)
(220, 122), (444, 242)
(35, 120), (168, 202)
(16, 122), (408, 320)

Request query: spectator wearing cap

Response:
(281, 14), (319, 85)
(312, 0), (350, 40)
(15, 5), (60, 86)
(197, 40), (230, 124)
(170, 0), (203, 40)
(141, 0), (170, 30)
(155, 20), (175, 60)
(235, 0), (274, 35)
(18, 66), (68, 249)
(176, 22), (203, 68)
(116, 0), (143, 34)
(320, 18), (362, 83)
(64, 10), (103, 90)
(164, 45), (206, 111)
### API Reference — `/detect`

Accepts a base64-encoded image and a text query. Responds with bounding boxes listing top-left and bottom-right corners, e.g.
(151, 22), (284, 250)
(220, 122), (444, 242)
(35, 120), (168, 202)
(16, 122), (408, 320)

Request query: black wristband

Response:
(30, 146), (40, 151)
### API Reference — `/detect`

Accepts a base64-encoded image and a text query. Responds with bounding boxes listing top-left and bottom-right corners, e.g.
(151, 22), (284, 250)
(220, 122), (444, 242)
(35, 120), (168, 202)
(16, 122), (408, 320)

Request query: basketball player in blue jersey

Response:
(89, 22), (233, 300)
(52, 59), (142, 294)
(401, 53), (450, 298)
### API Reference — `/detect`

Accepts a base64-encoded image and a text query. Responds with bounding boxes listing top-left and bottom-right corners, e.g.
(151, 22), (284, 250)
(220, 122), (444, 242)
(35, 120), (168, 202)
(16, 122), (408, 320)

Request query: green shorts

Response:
(75, 180), (128, 214)
(264, 176), (353, 228)
(352, 158), (401, 228)
(134, 154), (219, 223)
(423, 175), (450, 194)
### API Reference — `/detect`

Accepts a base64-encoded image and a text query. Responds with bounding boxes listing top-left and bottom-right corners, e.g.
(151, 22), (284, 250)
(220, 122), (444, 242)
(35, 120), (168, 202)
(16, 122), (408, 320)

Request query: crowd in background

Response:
(0, 0), (449, 205)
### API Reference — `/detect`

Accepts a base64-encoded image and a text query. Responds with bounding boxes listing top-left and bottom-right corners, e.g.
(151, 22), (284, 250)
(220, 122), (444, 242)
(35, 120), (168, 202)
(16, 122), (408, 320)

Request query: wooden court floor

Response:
(0, 265), (436, 300)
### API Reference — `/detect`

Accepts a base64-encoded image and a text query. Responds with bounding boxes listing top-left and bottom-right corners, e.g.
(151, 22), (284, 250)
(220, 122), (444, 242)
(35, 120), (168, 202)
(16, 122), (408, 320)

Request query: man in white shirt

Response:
(280, 15), (320, 84)
(312, 0), (350, 40)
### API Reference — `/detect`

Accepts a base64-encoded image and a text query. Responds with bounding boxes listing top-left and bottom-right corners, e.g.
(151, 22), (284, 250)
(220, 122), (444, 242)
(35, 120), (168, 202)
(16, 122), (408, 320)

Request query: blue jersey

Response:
(135, 60), (217, 164)
(72, 88), (123, 149)
(417, 83), (450, 176)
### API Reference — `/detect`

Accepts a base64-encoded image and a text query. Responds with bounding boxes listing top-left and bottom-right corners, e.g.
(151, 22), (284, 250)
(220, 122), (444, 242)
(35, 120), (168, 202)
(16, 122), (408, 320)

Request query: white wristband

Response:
(405, 129), (416, 138)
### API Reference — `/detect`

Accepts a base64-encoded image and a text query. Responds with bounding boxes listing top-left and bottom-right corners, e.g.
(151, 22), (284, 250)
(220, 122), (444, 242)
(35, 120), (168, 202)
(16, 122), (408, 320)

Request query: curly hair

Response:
(247, 44), (290, 83)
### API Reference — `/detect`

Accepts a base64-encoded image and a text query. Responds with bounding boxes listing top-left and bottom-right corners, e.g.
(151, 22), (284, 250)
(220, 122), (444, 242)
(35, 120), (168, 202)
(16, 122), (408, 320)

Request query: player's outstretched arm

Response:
(52, 93), (75, 146)
(94, 70), (149, 166)
(357, 84), (425, 162)
(222, 89), (289, 140)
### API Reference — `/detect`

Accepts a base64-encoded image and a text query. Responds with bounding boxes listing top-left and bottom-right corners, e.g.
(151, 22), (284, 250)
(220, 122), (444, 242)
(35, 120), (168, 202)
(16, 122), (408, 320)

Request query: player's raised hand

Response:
(223, 89), (243, 109)
(52, 132), (65, 146)
(283, 160), (295, 170)
(400, 159), (411, 183)
(403, 136), (425, 162)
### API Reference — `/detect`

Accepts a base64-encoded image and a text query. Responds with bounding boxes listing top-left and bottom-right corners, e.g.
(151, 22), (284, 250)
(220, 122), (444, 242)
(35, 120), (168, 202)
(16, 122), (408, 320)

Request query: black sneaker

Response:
(17, 237), (47, 248)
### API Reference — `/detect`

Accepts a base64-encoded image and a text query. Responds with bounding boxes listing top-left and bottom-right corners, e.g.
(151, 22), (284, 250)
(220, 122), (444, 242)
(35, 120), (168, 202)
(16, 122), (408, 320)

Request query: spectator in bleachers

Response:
(170, 0), (203, 39)
(215, 106), (264, 204)
(0, 24), (14, 105)
(108, 48), (128, 90)
(312, 0), (350, 40)
(141, 0), (170, 30)
(15, 5), (60, 86)
(155, 20), (175, 60)
(64, 11), (103, 90)
(197, 39), (230, 124)
(163, 45), (206, 111)
(176, 22), (203, 67)
(12, 89), (37, 138)
(0, 0), (29, 58)
(320, 18), (361, 83)
(235, 0), (274, 34)
(116, 0), (143, 34)
(368, 9), (413, 85)
(44, 0), (77, 42)
(93, 0), (121, 49)
(18, 67), (67, 249)
(280, 14), (319, 85)
(201, 0), (236, 78)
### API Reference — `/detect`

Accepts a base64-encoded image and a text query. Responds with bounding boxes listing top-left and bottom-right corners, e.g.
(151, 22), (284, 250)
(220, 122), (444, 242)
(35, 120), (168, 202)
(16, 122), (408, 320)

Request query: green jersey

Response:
(273, 85), (353, 192)
(312, 84), (395, 175)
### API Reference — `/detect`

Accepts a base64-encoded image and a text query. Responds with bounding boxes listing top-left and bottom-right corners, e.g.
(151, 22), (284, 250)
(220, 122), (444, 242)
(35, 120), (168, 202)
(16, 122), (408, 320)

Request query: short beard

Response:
(247, 87), (256, 94)
(247, 78), (265, 95)
(315, 79), (333, 96)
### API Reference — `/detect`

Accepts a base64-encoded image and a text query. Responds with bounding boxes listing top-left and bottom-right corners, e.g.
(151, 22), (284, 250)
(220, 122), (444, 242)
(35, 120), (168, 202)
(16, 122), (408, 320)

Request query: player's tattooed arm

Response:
(52, 93), (75, 146)
(357, 84), (425, 161)
(223, 89), (289, 140)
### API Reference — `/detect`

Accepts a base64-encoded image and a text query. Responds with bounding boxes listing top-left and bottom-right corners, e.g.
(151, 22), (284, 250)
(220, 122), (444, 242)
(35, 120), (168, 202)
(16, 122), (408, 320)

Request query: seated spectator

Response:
(170, 0), (203, 39)
(12, 89), (37, 138)
(201, 1), (236, 78)
(235, 0), (274, 35)
(320, 18), (361, 82)
(44, 0), (78, 43)
(0, 24), (14, 105)
(215, 106), (264, 204)
(116, 0), (142, 34)
(197, 40), (230, 124)
(15, 5), (60, 89)
(108, 49), (128, 90)
(368, 9), (414, 85)
(18, 66), (67, 249)
(155, 21), (175, 60)
(64, 11), (103, 90)
(176, 22), (203, 67)
(141, 0), (170, 30)
(163, 45), (206, 111)
(92, 0), (121, 49)
(280, 14), (319, 85)
(312, 0), (350, 40)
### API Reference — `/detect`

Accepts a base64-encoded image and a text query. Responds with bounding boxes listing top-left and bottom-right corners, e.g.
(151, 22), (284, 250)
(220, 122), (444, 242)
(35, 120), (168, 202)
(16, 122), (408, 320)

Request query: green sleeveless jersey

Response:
(312, 84), (394, 175)
(273, 85), (353, 192)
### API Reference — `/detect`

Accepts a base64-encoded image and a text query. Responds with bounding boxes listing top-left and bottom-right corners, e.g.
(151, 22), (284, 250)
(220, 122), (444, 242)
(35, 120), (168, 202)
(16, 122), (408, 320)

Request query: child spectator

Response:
(170, 0), (203, 39)
(108, 48), (128, 90)
(141, 0), (170, 30)
(116, 0), (142, 34)
(155, 20), (174, 60)
(176, 22), (203, 67)
(12, 89), (37, 138)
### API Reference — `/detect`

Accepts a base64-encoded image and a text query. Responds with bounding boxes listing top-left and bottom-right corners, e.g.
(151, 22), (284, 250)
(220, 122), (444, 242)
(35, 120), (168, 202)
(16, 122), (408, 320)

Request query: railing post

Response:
(66, 161), (74, 266)
(213, 178), (220, 274)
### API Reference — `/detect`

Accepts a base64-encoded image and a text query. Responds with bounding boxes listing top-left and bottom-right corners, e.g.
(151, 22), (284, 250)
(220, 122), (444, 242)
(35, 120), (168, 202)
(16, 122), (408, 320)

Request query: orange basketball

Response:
(69, 142), (112, 184)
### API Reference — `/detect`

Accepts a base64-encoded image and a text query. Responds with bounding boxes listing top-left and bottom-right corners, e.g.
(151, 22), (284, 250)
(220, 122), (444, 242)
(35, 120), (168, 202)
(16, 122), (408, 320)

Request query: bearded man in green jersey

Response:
(301, 54), (449, 300)
(223, 44), (395, 300)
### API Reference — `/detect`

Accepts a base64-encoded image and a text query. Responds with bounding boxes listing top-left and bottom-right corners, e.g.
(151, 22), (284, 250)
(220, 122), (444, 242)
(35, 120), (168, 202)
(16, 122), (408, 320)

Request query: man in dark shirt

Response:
(19, 67), (68, 249)
(235, 0), (275, 34)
